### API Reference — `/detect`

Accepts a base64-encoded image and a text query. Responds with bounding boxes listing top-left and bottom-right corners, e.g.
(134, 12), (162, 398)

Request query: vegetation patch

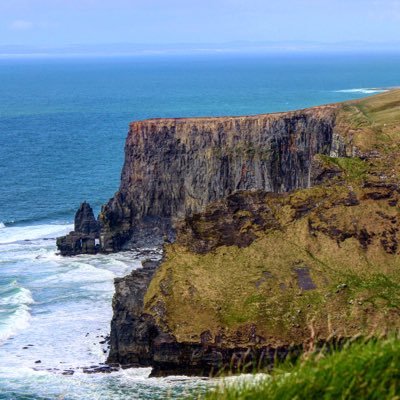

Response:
(337, 89), (400, 152)
(319, 155), (367, 182)
(202, 336), (400, 400)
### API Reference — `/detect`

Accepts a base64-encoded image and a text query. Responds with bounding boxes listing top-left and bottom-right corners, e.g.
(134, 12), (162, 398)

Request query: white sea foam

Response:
(0, 364), (206, 400)
(0, 286), (34, 306)
(0, 306), (32, 343)
(35, 262), (116, 285)
(335, 88), (389, 94)
(0, 284), (34, 343)
(0, 223), (73, 244)
(0, 220), (201, 398)
(0, 222), (5, 229)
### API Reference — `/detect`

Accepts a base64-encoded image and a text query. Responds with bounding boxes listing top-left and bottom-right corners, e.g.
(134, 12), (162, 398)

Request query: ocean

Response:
(0, 52), (399, 399)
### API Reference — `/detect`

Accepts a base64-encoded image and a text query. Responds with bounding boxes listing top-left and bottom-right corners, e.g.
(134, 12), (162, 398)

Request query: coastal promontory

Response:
(58, 90), (400, 375)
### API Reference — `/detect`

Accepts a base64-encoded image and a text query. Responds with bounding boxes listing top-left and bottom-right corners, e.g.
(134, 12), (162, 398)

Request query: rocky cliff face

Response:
(100, 103), (352, 373)
(97, 105), (346, 252)
(107, 259), (160, 367)
(106, 90), (400, 375)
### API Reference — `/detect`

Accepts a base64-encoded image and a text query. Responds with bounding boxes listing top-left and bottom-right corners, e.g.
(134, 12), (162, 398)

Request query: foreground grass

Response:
(202, 336), (400, 400)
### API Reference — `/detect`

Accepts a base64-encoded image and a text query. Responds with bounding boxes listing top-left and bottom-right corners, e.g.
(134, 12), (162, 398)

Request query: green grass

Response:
(338, 89), (400, 152)
(319, 155), (368, 182)
(202, 336), (400, 400)
(345, 273), (400, 309)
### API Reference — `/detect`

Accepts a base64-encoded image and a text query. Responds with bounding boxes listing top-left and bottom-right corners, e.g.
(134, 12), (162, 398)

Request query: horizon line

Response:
(1, 40), (400, 59)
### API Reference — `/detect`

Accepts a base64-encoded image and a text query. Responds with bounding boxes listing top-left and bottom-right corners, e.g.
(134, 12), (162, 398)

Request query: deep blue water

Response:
(1, 53), (400, 225)
(0, 53), (399, 399)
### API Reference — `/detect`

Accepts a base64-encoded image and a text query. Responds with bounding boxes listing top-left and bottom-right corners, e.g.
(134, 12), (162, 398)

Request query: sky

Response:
(0, 0), (400, 54)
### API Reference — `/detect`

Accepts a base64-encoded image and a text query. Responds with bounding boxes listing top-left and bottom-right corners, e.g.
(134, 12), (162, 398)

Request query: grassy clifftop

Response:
(337, 89), (400, 150)
(144, 90), (400, 349)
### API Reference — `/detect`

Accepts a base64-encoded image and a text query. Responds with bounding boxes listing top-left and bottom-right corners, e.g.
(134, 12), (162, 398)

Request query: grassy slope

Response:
(337, 89), (400, 148)
(204, 336), (400, 400)
(144, 90), (400, 347)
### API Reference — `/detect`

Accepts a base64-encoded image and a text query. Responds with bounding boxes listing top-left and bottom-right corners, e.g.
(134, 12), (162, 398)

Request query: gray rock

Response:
(74, 202), (100, 235)
(56, 202), (100, 256)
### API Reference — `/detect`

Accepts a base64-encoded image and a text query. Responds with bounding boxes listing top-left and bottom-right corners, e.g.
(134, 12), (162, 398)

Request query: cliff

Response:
(99, 106), (346, 252)
(57, 103), (349, 255)
(106, 90), (400, 375)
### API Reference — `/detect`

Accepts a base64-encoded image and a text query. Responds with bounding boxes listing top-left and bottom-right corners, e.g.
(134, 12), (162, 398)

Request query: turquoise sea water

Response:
(0, 53), (399, 399)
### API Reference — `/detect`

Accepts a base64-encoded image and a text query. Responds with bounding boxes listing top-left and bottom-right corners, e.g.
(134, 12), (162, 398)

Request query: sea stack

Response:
(56, 202), (100, 256)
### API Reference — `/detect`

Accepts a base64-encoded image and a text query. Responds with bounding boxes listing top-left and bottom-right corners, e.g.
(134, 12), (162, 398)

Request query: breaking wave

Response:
(0, 223), (73, 245)
(334, 88), (390, 94)
(0, 283), (34, 343)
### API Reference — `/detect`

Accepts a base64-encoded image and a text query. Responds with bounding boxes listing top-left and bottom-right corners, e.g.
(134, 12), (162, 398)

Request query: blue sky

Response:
(0, 0), (400, 53)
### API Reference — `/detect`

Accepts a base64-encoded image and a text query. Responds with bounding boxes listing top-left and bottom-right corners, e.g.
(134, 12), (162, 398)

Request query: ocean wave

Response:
(335, 88), (389, 94)
(0, 284), (34, 306)
(0, 207), (78, 228)
(0, 306), (31, 343)
(0, 283), (34, 343)
(35, 262), (116, 285)
(0, 222), (5, 229)
(0, 223), (73, 245)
